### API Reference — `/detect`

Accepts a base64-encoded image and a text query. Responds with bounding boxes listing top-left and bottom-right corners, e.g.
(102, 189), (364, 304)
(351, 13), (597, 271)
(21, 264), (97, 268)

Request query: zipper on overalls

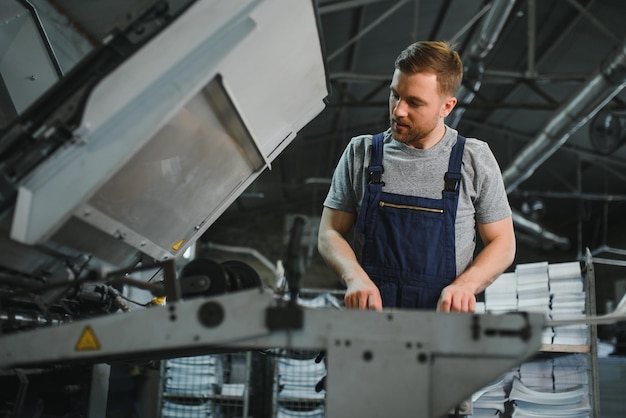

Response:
(378, 201), (444, 213)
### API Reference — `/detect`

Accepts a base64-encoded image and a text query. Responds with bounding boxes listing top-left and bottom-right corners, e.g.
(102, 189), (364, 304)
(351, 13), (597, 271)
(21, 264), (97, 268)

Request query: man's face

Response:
(388, 69), (456, 148)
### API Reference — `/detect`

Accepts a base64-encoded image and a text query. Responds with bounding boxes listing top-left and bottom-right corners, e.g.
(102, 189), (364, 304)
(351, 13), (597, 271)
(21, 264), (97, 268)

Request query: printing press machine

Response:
(0, 1), (546, 416)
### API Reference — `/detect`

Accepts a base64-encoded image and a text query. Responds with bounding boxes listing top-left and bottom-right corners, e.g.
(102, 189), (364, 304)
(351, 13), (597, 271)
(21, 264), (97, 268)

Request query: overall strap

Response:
(444, 134), (466, 193)
(355, 132), (386, 234)
(367, 132), (386, 187)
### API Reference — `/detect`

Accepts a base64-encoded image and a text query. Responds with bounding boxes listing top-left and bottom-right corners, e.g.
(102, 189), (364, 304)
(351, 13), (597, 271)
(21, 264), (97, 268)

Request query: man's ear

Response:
(440, 96), (457, 118)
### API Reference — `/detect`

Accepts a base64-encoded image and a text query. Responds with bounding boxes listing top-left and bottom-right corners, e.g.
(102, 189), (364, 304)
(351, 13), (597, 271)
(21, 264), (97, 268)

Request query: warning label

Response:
(75, 326), (101, 351)
(171, 238), (185, 251)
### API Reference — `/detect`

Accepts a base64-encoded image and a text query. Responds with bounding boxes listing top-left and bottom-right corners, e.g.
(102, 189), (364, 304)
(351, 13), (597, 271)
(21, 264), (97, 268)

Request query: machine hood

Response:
(0, 0), (329, 271)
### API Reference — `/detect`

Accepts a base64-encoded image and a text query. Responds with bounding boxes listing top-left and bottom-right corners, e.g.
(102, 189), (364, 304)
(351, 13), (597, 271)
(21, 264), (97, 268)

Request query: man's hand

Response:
(318, 208), (383, 311)
(344, 277), (383, 311)
(436, 283), (476, 312)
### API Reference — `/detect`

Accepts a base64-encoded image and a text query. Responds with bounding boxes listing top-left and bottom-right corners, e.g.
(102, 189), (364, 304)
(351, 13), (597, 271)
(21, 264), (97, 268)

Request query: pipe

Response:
(448, 0), (517, 128)
(590, 245), (626, 257)
(450, 2), (626, 251)
(515, 190), (626, 201)
(502, 36), (626, 193)
(512, 210), (570, 250)
(450, 0), (572, 252)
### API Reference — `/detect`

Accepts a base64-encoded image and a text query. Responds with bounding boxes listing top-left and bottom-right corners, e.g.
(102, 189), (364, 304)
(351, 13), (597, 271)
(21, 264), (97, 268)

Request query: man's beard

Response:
(390, 117), (438, 147)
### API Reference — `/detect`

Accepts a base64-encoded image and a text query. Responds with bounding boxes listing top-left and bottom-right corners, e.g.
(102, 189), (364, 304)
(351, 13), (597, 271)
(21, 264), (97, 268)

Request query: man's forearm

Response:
(317, 230), (367, 286)
(318, 229), (383, 310)
(453, 234), (516, 294)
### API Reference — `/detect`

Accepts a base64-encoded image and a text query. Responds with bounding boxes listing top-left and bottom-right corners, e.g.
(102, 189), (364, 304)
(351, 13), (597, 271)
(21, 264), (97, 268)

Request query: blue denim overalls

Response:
(355, 132), (466, 309)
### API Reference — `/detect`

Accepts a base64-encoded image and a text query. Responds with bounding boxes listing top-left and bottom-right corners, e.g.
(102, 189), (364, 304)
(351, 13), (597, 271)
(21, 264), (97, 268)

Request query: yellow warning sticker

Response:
(151, 296), (167, 306)
(75, 326), (101, 351)
(171, 239), (185, 252)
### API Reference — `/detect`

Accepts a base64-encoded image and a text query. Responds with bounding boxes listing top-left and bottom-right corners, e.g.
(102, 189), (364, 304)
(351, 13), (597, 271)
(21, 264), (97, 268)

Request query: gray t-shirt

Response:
(323, 126), (512, 276)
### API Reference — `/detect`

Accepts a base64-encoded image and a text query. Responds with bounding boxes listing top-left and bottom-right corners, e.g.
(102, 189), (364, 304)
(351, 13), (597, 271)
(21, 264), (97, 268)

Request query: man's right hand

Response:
(344, 277), (383, 311)
(317, 207), (383, 311)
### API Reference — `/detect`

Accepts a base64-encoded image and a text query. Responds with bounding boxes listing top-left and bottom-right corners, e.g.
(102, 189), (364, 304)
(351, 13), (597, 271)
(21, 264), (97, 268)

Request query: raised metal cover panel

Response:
(79, 77), (266, 261)
(10, 0), (328, 265)
(0, 1), (60, 121)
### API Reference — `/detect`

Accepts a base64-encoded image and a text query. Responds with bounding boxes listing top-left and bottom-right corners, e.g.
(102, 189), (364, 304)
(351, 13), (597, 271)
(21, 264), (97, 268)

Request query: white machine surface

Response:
(0, 288), (546, 418)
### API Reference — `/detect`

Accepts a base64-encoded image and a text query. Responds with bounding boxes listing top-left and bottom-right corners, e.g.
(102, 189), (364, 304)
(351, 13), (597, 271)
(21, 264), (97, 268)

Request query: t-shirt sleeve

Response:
(323, 137), (367, 213)
(473, 142), (512, 224)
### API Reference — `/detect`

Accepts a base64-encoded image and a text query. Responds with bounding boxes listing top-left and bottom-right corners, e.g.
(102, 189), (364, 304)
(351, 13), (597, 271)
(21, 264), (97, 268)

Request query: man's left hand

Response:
(436, 284), (476, 312)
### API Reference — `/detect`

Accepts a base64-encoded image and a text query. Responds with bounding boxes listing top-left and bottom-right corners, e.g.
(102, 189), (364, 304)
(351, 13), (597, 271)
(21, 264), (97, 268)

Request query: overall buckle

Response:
(368, 166), (385, 185)
(444, 172), (461, 192)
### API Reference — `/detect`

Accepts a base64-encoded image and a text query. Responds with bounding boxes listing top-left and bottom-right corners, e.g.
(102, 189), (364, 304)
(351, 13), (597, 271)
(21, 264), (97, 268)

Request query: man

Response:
(317, 41), (515, 312)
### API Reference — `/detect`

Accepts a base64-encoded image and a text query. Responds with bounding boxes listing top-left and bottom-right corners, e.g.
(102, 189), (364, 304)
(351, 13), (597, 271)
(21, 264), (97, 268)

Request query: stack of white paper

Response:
(519, 358), (554, 392)
(516, 262), (551, 313)
(276, 292), (338, 412)
(277, 404), (325, 418)
(485, 272), (518, 313)
(164, 355), (224, 397)
(548, 262), (588, 346)
(553, 354), (589, 392)
(277, 356), (326, 401)
(476, 261), (593, 417)
(516, 262), (553, 343)
(484, 260), (592, 346)
(548, 262), (584, 294)
(475, 301), (486, 314)
(551, 293), (585, 316)
(220, 383), (246, 397)
(552, 323), (589, 345)
(468, 368), (520, 416)
(508, 376), (590, 417)
(162, 356), (223, 417)
(471, 376), (507, 417)
(161, 400), (215, 418)
(297, 292), (343, 309)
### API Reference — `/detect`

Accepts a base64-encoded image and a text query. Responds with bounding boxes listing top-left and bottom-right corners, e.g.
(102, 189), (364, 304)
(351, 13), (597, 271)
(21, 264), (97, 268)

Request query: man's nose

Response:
(393, 99), (408, 117)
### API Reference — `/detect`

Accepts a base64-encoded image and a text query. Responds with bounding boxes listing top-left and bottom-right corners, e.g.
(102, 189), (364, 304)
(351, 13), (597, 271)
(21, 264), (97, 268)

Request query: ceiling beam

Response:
(427, 0), (452, 41)
(564, 0), (620, 45)
(317, 0), (389, 15)
(326, 0), (410, 62)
